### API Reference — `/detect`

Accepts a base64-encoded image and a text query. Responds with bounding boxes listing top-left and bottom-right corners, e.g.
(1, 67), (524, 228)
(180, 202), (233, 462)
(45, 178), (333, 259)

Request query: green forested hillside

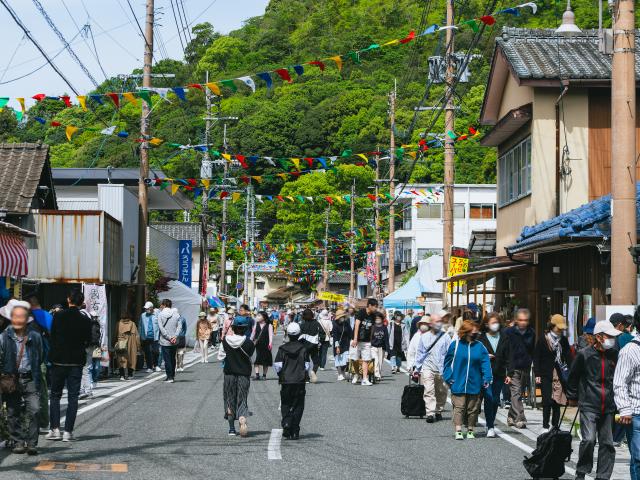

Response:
(0, 0), (609, 272)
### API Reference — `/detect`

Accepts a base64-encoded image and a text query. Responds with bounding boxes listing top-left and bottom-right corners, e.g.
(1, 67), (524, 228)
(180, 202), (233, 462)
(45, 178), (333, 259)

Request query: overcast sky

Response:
(0, 0), (269, 110)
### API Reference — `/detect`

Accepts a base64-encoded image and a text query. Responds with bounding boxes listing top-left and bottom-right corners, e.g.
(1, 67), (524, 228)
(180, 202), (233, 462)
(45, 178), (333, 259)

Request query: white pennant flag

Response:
(517, 2), (537, 14)
(263, 156), (275, 166)
(256, 195), (264, 203)
(329, 156), (338, 164)
(152, 88), (172, 102)
(306, 197), (314, 203)
(100, 126), (116, 135)
(237, 76), (256, 93)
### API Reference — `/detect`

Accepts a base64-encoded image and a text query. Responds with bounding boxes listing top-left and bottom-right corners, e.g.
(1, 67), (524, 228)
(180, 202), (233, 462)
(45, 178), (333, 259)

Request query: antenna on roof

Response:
(555, 0), (582, 36)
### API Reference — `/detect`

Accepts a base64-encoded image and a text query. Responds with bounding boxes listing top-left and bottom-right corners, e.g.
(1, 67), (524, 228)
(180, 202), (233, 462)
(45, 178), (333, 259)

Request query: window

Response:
(416, 203), (442, 219)
(454, 204), (465, 219)
(469, 204), (496, 219)
(256, 282), (265, 290)
(498, 136), (531, 206)
(402, 204), (412, 230)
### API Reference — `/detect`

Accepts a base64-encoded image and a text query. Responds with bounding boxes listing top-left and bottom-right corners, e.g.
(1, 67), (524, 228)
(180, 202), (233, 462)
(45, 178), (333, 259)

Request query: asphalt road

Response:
(0, 334), (576, 480)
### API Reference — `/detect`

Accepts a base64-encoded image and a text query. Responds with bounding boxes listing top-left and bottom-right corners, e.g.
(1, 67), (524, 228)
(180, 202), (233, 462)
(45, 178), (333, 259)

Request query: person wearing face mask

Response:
(443, 320), (492, 440)
(370, 312), (389, 381)
(532, 314), (571, 433)
(331, 308), (352, 381)
(388, 311), (409, 373)
(567, 320), (620, 480)
(407, 317), (430, 369)
(478, 312), (509, 438)
(413, 313), (452, 423)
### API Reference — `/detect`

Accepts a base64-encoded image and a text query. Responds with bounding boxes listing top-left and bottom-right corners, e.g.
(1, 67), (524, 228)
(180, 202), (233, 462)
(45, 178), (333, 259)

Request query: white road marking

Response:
(268, 428), (283, 460)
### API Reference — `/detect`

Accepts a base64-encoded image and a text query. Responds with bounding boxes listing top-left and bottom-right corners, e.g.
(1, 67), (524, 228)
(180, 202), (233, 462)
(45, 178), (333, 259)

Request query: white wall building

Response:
(393, 184), (497, 270)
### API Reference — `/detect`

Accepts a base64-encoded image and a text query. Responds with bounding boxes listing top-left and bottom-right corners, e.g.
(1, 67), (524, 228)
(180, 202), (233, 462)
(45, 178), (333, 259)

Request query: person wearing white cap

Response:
(138, 301), (160, 372)
(274, 322), (311, 440)
(567, 320), (620, 480)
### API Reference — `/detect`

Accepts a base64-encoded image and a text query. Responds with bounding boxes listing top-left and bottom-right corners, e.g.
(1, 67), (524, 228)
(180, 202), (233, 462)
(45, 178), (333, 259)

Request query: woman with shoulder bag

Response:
(115, 314), (140, 381)
(251, 311), (273, 380)
(533, 314), (571, 432)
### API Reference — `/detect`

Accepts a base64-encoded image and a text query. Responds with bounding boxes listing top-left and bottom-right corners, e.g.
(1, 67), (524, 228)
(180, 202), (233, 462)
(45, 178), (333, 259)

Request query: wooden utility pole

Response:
(137, 0), (154, 308)
(219, 123), (229, 295)
(611, 0), (637, 304)
(374, 150), (381, 300)
(199, 71), (213, 296)
(442, 0), (455, 294)
(323, 205), (330, 292)
(387, 85), (397, 294)
(243, 184), (252, 305)
(349, 179), (356, 301)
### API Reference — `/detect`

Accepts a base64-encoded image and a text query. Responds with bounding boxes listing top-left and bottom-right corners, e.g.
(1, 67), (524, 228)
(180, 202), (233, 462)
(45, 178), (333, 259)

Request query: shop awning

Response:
(438, 263), (527, 283)
(0, 231), (31, 276)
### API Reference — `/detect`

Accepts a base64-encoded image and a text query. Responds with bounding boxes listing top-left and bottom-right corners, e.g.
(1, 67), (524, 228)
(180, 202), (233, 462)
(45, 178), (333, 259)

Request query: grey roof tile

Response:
(151, 221), (215, 248)
(0, 143), (52, 214)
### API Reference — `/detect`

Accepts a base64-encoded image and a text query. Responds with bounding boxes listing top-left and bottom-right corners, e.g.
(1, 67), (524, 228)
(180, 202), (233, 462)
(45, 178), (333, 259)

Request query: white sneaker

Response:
(120, 377), (125, 381)
(540, 427), (550, 434)
(154, 366), (161, 372)
(319, 367), (325, 371)
(169, 379), (175, 383)
(361, 379), (372, 386)
(45, 428), (61, 441)
(487, 428), (496, 438)
(351, 375), (359, 384)
(337, 374), (345, 382)
(62, 431), (74, 442)
(146, 368), (153, 373)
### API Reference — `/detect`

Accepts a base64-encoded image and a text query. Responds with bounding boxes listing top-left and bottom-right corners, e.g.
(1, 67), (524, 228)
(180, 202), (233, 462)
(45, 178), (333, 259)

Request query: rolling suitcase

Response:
(401, 377), (425, 418)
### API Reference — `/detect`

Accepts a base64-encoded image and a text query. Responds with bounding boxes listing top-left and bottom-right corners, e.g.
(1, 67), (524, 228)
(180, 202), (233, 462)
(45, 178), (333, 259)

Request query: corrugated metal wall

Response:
(147, 226), (179, 279)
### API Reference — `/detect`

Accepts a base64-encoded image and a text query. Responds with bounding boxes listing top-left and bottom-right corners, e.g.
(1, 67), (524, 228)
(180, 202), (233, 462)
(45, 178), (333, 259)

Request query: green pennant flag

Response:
(13, 110), (22, 122)
(84, 127), (100, 132)
(278, 158), (289, 169)
(211, 150), (221, 158)
(361, 44), (380, 52)
(463, 19), (480, 32)
(137, 89), (153, 108)
(168, 143), (182, 147)
(220, 79), (237, 92)
(0, 97), (9, 109)
(385, 192), (393, 199)
(341, 149), (352, 157)
(160, 181), (169, 191)
(344, 194), (351, 204)
(295, 195), (305, 203)
(446, 130), (458, 140)
(395, 147), (405, 158)
(348, 51), (361, 64)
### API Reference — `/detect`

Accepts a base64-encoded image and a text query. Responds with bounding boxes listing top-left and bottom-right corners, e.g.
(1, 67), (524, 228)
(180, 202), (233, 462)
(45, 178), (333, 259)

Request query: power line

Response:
(31, 0), (99, 88)
(124, 0), (154, 59)
(177, 0), (192, 42)
(0, 0), (79, 94)
(165, 0), (218, 45)
(169, 0), (186, 52)
(0, 34), (26, 83)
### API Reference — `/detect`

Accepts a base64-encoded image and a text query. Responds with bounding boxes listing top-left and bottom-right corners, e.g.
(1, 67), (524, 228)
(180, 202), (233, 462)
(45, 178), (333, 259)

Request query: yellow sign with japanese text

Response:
(447, 255), (469, 292)
(318, 291), (346, 303)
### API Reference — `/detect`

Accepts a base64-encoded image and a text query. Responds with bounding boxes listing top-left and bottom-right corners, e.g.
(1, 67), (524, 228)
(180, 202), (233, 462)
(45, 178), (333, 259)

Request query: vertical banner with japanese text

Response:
(447, 247), (469, 292)
(179, 240), (193, 287)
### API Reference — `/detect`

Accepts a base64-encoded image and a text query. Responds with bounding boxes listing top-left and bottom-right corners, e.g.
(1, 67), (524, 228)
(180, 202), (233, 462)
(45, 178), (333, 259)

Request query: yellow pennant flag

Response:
(290, 158), (301, 170)
(406, 151), (417, 159)
(232, 192), (241, 203)
(330, 55), (343, 71)
(170, 184), (180, 195)
(16, 97), (25, 113)
(65, 125), (79, 141)
(335, 196), (345, 204)
(149, 137), (163, 146)
(122, 92), (139, 106)
(76, 95), (87, 111)
(356, 153), (368, 162)
(201, 179), (210, 189)
(205, 82), (221, 96)
(251, 175), (262, 183)
(277, 173), (288, 180)
(221, 153), (232, 161)
(383, 39), (401, 47)
(286, 196), (295, 203)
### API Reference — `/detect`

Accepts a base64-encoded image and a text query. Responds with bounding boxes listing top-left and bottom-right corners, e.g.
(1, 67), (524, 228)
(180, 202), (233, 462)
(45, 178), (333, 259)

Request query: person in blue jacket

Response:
(443, 319), (492, 440)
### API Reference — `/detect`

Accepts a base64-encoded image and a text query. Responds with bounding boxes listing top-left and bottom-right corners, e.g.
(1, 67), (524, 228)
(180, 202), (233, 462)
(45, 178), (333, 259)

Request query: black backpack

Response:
(89, 317), (102, 347)
(523, 408), (578, 479)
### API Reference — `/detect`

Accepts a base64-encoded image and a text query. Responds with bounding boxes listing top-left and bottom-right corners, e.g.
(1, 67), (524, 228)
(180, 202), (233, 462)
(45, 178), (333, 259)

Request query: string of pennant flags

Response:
(0, 2), (536, 117)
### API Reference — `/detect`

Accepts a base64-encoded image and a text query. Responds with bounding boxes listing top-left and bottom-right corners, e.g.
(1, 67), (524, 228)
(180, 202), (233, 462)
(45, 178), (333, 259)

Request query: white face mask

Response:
(419, 324), (429, 332)
(489, 323), (500, 333)
(432, 322), (443, 331)
(602, 338), (616, 350)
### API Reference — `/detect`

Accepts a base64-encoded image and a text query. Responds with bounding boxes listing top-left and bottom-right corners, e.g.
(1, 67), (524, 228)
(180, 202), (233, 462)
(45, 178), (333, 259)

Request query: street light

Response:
(555, 0), (581, 35)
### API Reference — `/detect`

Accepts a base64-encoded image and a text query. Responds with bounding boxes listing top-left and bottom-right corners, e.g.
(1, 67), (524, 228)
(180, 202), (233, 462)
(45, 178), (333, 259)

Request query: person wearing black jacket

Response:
(478, 312), (509, 438)
(274, 323), (310, 440)
(567, 320), (620, 480)
(533, 314), (572, 431)
(299, 309), (320, 381)
(370, 312), (389, 381)
(46, 291), (92, 442)
(503, 308), (536, 429)
(331, 308), (352, 381)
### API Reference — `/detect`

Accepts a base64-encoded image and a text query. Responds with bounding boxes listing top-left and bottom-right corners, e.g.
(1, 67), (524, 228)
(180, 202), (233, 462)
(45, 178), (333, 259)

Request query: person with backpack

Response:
(274, 322), (310, 440)
(217, 316), (255, 437)
(115, 314), (140, 381)
(251, 311), (273, 380)
(504, 308), (536, 429)
(567, 320), (620, 480)
(139, 301), (160, 372)
(158, 301), (180, 383)
(317, 309), (332, 371)
(443, 320), (492, 440)
(614, 309), (640, 480)
(478, 312), (509, 438)
(413, 312), (452, 423)
(299, 308), (321, 382)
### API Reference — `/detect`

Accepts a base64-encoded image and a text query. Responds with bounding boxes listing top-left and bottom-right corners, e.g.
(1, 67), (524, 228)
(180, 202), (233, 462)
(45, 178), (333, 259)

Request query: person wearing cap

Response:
(331, 308), (352, 381)
(274, 322), (311, 440)
(388, 310), (409, 374)
(217, 315), (255, 437)
(407, 316), (430, 369)
(567, 320), (620, 480)
(533, 314), (571, 432)
(576, 317), (597, 354)
(195, 312), (212, 364)
(158, 301), (181, 383)
(138, 301), (160, 373)
(413, 312), (452, 423)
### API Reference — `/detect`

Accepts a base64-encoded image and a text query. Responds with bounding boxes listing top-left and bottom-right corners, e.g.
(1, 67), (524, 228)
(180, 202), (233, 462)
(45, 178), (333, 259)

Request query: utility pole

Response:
(374, 149), (381, 301)
(249, 182), (256, 309)
(611, 0), (636, 304)
(442, 0), (455, 298)
(349, 179), (356, 301)
(388, 84), (397, 294)
(322, 205), (331, 305)
(243, 184), (252, 305)
(199, 71), (213, 296)
(137, 0), (154, 310)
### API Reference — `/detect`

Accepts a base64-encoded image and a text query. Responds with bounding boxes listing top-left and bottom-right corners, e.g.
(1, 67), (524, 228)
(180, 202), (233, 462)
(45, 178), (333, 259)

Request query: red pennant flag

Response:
(304, 157), (314, 168)
(290, 171), (301, 178)
(50, 121), (62, 127)
(457, 134), (469, 141)
(469, 126), (478, 135)
(399, 30), (416, 44)
(276, 195), (284, 202)
(275, 69), (292, 83)
(220, 191), (230, 199)
(59, 95), (72, 108)
(324, 196), (334, 205)
(187, 178), (197, 187)
(240, 175), (250, 185)
(367, 194), (377, 201)
(480, 15), (496, 25)
(236, 154), (249, 169)
(309, 61), (325, 71)
(187, 83), (203, 90)
(32, 93), (46, 102)
(107, 93), (120, 108)
(355, 162), (365, 167)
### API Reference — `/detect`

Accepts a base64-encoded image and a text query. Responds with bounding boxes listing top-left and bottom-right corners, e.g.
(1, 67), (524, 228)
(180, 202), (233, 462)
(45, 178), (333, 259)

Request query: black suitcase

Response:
(523, 408), (578, 479)
(401, 380), (426, 418)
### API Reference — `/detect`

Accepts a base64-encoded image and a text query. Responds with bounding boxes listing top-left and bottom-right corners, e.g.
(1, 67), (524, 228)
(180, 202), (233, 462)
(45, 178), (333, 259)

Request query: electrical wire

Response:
(165, 0), (218, 45)
(124, 0), (153, 59)
(0, 34), (26, 83)
(177, 0), (192, 43)
(169, 0), (186, 52)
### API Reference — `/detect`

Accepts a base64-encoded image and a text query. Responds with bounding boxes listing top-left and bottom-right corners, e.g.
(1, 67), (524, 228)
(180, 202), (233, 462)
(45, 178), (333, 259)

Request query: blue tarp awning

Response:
(383, 275), (424, 309)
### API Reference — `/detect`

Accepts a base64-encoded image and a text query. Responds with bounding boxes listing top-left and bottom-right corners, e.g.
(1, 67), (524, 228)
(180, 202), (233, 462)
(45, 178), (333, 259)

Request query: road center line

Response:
(267, 428), (283, 460)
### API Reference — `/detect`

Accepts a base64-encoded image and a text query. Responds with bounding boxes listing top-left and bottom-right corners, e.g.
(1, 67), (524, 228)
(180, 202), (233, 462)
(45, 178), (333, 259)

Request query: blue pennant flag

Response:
(194, 145), (208, 152)
(90, 94), (104, 105)
(317, 157), (327, 169)
(172, 87), (187, 101)
(34, 117), (46, 124)
(293, 65), (304, 76)
(257, 72), (273, 89)
(193, 187), (203, 199)
(498, 7), (520, 15)
(117, 131), (129, 138)
(248, 156), (258, 166)
(422, 24), (439, 36)
(266, 195), (273, 201)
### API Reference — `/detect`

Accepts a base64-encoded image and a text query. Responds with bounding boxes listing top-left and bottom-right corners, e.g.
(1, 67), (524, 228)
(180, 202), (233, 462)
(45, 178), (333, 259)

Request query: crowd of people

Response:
(1, 291), (640, 480)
